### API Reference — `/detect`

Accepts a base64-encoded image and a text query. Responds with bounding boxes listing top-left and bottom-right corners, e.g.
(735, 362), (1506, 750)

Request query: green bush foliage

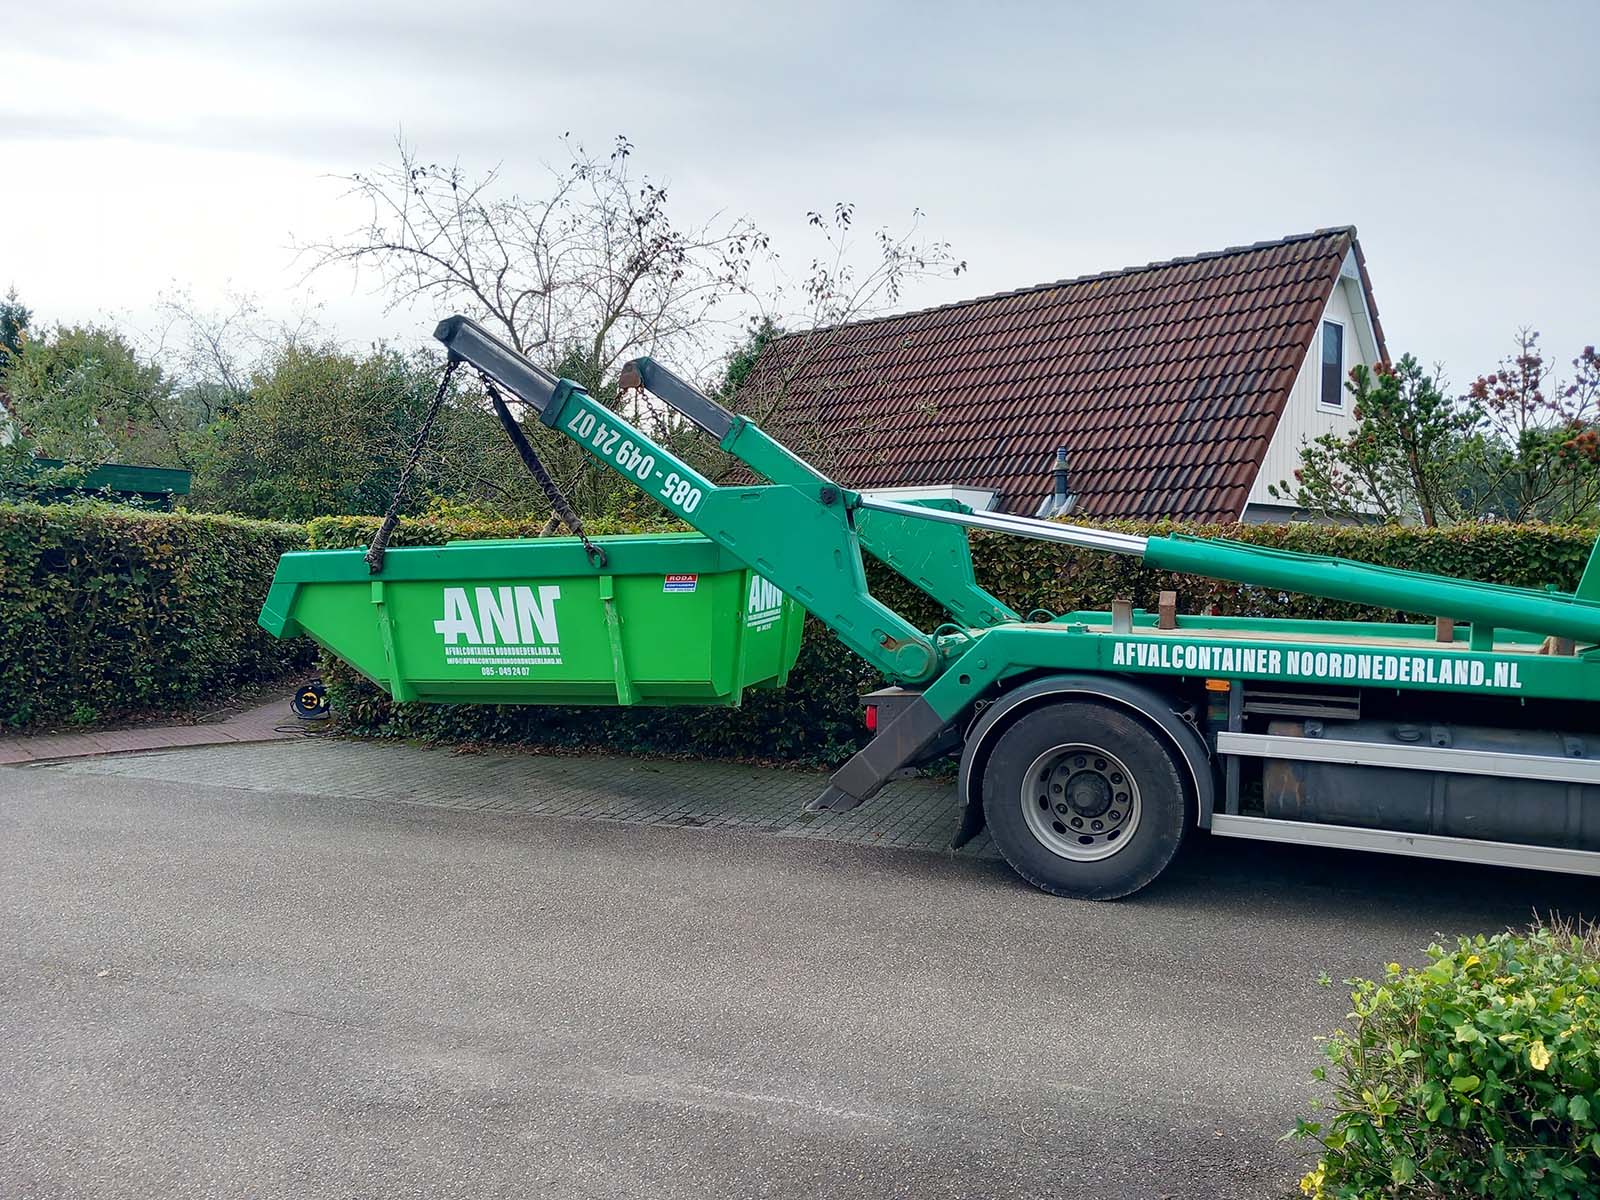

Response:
(0, 323), (178, 469)
(191, 344), (455, 522)
(305, 515), (1597, 766)
(1294, 921), (1600, 1199)
(0, 503), (313, 727)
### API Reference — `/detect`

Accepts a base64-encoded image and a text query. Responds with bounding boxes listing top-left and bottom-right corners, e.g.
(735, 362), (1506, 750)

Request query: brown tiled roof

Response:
(739, 227), (1386, 522)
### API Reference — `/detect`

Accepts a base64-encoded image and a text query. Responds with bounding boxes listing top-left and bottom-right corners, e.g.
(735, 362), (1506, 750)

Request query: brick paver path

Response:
(0, 699), (300, 766)
(31, 740), (992, 855)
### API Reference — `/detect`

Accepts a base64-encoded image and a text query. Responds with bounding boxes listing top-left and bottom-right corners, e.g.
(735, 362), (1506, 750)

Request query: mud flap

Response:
(950, 797), (987, 850)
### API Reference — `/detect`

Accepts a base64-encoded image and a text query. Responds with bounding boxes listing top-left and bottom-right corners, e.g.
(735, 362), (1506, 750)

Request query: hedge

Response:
(0, 503), (313, 727)
(1294, 920), (1600, 1199)
(306, 515), (1597, 766)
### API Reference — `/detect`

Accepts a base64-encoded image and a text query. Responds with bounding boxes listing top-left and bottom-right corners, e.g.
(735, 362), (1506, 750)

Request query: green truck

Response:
(260, 316), (1600, 898)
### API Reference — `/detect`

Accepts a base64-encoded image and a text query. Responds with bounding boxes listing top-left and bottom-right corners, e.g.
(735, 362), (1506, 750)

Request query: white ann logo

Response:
(747, 576), (784, 631)
(435, 585), (561, 646)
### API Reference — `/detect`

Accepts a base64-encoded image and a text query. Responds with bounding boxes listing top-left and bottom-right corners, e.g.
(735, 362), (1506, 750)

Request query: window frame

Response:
(1318, 319), (1346, 411)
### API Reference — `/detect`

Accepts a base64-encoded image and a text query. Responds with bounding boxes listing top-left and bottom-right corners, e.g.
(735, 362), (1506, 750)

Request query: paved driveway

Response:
(2, 742), (1595, 1199)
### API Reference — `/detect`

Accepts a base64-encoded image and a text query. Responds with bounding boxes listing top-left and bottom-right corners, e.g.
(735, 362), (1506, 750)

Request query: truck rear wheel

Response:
(981, 701), (1188, 899)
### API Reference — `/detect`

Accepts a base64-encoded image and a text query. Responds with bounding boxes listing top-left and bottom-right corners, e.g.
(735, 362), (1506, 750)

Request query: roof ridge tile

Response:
(779, 227), (1357, 339)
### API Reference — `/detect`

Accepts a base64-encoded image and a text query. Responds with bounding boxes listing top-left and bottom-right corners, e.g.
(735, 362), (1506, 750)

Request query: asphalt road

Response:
(2, 758), (1595, 1199)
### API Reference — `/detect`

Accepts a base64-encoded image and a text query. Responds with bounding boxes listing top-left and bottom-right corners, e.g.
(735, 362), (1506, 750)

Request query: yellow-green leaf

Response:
(1529, 1040), (1552, 1071)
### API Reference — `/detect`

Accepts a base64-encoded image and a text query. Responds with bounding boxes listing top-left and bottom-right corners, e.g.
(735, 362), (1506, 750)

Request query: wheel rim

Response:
(1020, 742), (1141, 862)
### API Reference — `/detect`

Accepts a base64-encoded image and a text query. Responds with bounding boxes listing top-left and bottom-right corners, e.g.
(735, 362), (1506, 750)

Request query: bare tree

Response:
(148, 288), (321, 424)
(794, 201), (964, 329)
(306, 134), (767, 392)
(303, 135), (966, 517)
(719, 202), (967, 478)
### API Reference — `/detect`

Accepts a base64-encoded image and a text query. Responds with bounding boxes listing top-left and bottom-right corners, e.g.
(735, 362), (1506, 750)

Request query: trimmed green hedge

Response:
(307, 515), (1596, 766)
(0, 503), (313, 727)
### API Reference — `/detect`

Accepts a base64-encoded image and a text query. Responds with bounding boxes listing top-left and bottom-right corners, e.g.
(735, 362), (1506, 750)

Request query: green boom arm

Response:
(440, 315), (1600, 666)
(435, 316), (944, 683)
(861, 497), (1600, 648)
(618, 355), (1017, 630)
(621, 353), (1599, 647)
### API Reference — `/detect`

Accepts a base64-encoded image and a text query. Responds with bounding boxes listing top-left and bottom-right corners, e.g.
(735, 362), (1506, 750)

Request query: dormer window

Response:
(1320, 320), (1345, 408)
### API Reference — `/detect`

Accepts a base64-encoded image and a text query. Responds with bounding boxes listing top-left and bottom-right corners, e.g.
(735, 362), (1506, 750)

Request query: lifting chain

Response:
(365, 355), (608, 575)
(478, 371), (608, 569)
(365, 354), (461, 574)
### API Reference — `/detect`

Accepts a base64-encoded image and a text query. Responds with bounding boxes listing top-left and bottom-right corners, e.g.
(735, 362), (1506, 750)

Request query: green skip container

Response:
(258, 533), (805, 706)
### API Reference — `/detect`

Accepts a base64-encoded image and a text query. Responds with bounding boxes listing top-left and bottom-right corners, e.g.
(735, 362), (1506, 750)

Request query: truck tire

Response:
(981, 700), (1189, 899)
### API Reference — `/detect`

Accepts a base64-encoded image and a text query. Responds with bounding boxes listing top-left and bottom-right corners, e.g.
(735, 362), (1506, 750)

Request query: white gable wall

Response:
(1242, 251), (1381, 516)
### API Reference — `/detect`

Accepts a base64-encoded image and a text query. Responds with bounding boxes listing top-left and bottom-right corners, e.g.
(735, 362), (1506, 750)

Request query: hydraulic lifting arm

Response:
(435, 316), (946, 684)
(618, 355), (1017, 630)
(454, 319), (1600, 653)
(858, 497), (1600, 649)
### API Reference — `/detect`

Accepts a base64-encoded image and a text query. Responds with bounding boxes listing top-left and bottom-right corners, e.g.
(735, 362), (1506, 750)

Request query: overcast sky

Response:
(2, 0), (1594, 387)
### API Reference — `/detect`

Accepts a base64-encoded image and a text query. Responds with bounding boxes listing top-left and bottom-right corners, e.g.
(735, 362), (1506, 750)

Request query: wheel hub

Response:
(1022, 743), (1142, 863)
(1065, 770), (1112, 818)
